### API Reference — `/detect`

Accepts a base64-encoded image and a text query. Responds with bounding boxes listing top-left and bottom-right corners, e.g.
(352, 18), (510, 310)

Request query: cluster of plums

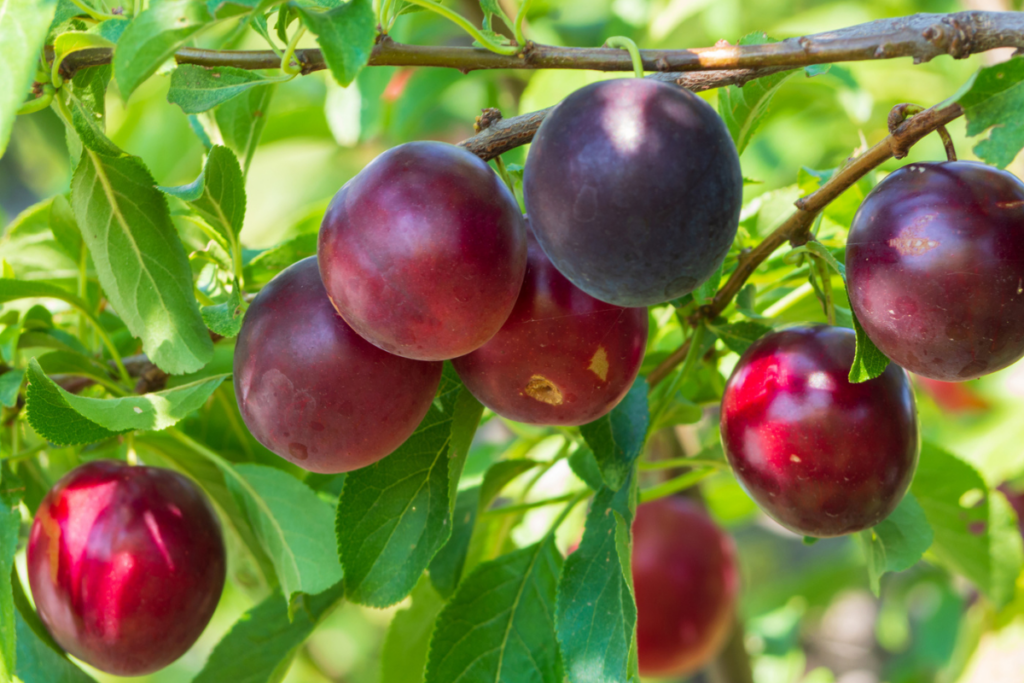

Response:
(24, 75), (1024, 678)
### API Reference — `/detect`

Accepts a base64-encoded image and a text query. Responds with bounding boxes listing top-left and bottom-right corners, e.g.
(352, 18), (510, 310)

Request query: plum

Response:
(318, 141), (527, 360)
(234, 257), (442, 473)
(523, 78), (742, 307)
(847, 161), (1024, 381)
(720, 326), (919, 537)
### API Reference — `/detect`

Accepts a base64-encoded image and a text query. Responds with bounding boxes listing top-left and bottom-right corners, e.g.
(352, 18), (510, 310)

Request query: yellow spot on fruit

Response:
(588, 347), (609, 382)
(790, 454), (802, 463)
(525, 376), (564, 405)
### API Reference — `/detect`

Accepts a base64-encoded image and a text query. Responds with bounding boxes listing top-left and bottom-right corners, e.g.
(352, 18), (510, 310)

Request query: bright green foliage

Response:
(381, 578), (446, 683)
(71, 150), (213, 374)
(169, 65), (274, 114)
(214, 83), (275, 175)
(911, 443), (1024, 608)
(580, 378), (648, 491)
(707, 320), (774, 356)
(201, 284), (248, 337)
(193, 582), (344, 683)
(0, 0), (56, 157)
(113, 0), (215, 101)
(849, 308), (890, 383)
(556, 479), (638, 683)
(429, 485), (480, 598)
(718, 33), (798, 155)
(228, 464), (344, 609)
(426, 537), (564, 683)
(14, 610), (96, 683)
(479, 459), (541, 510)
(48, 195), (82, 262)
(957, 57), (1024, 168)
(160, 145), (247, 239)
(0, 473), (21, 683)
(295, 0), (376, 87)
(0, 369), (23, 408)
(25, 360), (227, 443)
(337, 369), (479, 607)
(861, 493), (934, 595)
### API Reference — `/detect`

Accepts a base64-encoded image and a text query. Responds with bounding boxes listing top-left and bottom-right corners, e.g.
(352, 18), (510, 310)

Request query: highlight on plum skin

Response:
(633, 497), (739, 677)
(318, 140), (528, 361)
(720, 325), (919, 538)
(26, 460), (226, 677)
(233, 257), (443, 473)
(451, 232), (648, 426)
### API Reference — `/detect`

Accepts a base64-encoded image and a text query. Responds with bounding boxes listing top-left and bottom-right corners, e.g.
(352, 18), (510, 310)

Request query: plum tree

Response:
(234, 257), (442, 473)
(451, 230), (648, 425)
(633, 497), (739, 676)
(720, 326), (919, 537)
(846, 161), (1024, 381)
(318, 141), (527, 361)
(523, 78), (742, 307)
(26, 461), (226, 677)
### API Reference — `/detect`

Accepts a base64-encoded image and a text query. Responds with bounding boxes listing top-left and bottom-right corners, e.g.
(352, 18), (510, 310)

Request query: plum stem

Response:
(888, 102), (958, 160)
(281, 25), (307, 76)
(604, 36), (644, 78)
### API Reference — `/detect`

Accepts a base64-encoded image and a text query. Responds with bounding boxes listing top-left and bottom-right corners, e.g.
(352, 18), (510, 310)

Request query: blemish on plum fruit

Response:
(288, 443), (309, 460)
(969, 521), (987, 536)
(588, 347), (609, 381)
(790, 454), (802, 463)
(888, 222), (939, 256)
(525, 375), (564, 405)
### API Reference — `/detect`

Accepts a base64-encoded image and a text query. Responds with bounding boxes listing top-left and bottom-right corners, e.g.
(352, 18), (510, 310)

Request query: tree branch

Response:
(646, 101), (965, 388)
(59, 11), (1022, 78)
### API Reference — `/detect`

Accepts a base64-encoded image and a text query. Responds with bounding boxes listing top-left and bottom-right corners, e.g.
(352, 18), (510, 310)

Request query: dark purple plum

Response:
(452, 231), (647, 425)
(318, 141), (527, 360)
(27, 460), (225, 677)
(720, 326), (919, 537)
(234, 257), (442, 473)
(847, 161), (1024, 381)
(633, 498), (739, 677)
(523, 78), (742, 307)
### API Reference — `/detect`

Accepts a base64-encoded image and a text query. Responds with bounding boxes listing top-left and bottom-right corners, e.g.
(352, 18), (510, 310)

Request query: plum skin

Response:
(846, 161), (1024, 381)
(451, 233), (648, 425)
(633, 498), (739, 676)
(720, 326), (919, 537)
(234, 257), (442, 473)
(26, 460), (226, 677)
(523, 78), (742, 307)
(318, 141), (527, 361)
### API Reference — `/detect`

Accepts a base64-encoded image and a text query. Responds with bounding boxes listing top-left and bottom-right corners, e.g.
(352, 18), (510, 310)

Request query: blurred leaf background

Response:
(5, 0), (1024, 681)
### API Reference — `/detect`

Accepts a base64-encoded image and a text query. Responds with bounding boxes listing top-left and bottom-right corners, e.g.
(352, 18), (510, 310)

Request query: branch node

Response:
(474, 107), (503, 133)
(655, 57), (670, 71)
(799, 36), (813, 51)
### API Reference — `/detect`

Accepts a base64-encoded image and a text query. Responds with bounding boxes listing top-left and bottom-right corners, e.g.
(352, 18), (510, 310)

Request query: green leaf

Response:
(72, 150), (214, 374)
(800, 241), (846, 280)
(34, 351), (109, 385)
(229, 463), (344, 608)
(0, 0), (57, 157)
(568, 447), (603, 491)
(51, 31), (115, 84)
(429, 486), (479, 599)
(955, 57), (1024, 168)
(67, 94), (121, 158)
(169, 64), (274, 114)
(717, 32), (796, 155)
(694, 262), (722, 306)
(860, 492), (933, 595)
(479, 459), (541, 510)
(557, 477), (638, 683)
(380, 577), (445, 683)
(201, 285), (248, 337)
(0, 369), (25, 409)
(194, 581), (344, 683)
(426, 536), (564, 683)
(24, 359), (227, 444)
(294, 0), (375, 87)
(707, 320), (773, 356)
(48, 195), (83, 262)
(243, 232), (317, 284)
(579, 378), (648, 491)
(113, 0), (215, 101)
(911, 443), (1024, 608)
(337, 367), (469, 607)
(848, 309), (889, 384)
(215, 83), (275, 175)
(0, 484), (20, 682)
(160, 145), (247, 239)
(446, 384), (484, 510)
